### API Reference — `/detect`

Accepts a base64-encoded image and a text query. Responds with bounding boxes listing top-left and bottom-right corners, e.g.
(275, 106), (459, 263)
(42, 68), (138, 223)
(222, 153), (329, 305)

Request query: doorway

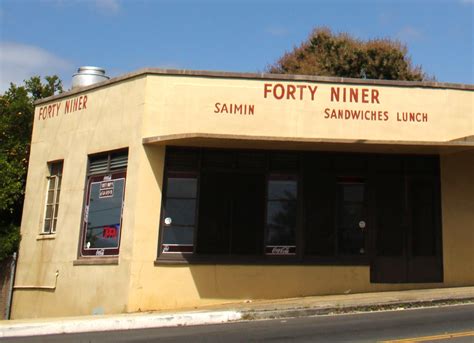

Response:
(370, 156), (443, 283)
(336, 178), (367, 256)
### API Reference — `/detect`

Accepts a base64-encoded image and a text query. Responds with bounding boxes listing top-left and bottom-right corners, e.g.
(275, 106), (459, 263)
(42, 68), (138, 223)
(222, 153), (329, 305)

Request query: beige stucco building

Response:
(11, 69), (474, 319)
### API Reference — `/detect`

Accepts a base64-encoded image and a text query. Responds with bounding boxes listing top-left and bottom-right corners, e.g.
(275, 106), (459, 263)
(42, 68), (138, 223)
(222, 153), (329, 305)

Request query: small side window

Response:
(43, 161), (63, 234)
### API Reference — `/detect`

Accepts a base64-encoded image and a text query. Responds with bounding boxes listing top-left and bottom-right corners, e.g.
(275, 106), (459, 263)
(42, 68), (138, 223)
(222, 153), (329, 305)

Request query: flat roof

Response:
(35, 68), (474, 105)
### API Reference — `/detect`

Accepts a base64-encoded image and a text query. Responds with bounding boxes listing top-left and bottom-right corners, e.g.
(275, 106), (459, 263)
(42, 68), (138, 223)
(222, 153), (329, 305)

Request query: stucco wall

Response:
(11, 76), (147, 318)
(441, 150), (474, 285)
(124, 148), (474, 313)
(126, 75), (474, 312)
(143, 75), (472, 143)
(11, 72), (474, 318)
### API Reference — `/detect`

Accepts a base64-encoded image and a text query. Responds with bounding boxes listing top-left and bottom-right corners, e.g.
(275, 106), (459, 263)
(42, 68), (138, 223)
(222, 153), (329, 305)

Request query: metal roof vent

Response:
(72, 66), (109, 89)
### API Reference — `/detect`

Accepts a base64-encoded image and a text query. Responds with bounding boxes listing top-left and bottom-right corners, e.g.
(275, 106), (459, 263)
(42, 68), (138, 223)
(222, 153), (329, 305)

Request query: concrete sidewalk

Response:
(1, 286), (473, 338)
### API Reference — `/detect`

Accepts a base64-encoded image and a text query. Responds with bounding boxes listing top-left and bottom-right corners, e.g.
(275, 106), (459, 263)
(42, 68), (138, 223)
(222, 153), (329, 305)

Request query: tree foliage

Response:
(268, 27), (431, 81)
(0, 76), (63, 261)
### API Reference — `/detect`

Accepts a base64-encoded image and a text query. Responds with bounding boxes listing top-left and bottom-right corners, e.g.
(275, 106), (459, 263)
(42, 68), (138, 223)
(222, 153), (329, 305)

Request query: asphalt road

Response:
(4, 303), (474, 343)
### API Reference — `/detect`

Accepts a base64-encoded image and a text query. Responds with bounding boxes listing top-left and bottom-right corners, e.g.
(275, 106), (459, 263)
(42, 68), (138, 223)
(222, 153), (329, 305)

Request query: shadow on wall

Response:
(187, 264), (376, 300)
(149, 148), (474, 302)
(184, 264), (452, 301)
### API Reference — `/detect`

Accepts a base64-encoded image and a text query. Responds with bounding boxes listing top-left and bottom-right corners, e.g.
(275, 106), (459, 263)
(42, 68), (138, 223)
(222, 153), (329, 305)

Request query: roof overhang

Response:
(142, 133), (474, 155)
(35, 68), (473, 106)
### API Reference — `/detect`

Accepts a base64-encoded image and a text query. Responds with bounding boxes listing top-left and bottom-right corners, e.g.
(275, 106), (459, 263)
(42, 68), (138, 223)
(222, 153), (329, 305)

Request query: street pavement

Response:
(1, 286), (474, 339)
(2, 303), (474, 342)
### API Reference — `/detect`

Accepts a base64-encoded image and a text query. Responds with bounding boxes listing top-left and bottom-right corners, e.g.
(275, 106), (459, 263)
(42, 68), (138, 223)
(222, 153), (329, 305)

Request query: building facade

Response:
(11, 69), (474, 318)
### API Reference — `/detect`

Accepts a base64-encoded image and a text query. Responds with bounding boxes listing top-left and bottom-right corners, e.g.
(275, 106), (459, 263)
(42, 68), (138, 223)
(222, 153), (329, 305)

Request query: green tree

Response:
(0, 76), (63, 261)
(267, 27), (431, 81)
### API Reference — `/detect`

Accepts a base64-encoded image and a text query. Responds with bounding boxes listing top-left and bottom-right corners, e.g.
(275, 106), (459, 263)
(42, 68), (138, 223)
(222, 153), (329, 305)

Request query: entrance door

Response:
(336, 178), (367, 256)
(405, 173), (443, 282)
(370, 156), (443, 283)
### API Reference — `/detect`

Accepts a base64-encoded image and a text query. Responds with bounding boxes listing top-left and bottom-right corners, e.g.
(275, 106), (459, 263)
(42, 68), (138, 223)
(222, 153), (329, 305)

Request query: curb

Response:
(240, 297), (474, 321)
(1, 294), (473, 338)
(0, 311), (242, 338)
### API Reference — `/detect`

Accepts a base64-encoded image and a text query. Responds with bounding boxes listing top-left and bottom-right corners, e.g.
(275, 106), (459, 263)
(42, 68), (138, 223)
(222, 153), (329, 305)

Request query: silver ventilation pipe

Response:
(72, 66), (109, 89)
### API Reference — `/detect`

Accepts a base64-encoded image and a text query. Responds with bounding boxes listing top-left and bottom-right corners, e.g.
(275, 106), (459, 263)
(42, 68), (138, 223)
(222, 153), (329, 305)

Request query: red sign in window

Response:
(102, 226), (117, 239)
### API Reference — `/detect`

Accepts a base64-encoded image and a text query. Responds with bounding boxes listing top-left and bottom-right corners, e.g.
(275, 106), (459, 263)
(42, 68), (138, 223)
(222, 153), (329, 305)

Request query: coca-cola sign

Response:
(266, 246), (296, 255)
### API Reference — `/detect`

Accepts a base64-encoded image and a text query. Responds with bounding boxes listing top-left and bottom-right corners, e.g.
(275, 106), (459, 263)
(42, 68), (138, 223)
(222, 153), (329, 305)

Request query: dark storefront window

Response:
(336, 178), (366, 255)
(304, 166), (335, 256)
(158, 147), (442, 280)
(81, 150), (128, 257)
(304, 155), (369, 259)
(161, 173), (197, 253)
(265, 175), (297, 255)
(196, 172), (265, 255)
(375, 169), (405, 257)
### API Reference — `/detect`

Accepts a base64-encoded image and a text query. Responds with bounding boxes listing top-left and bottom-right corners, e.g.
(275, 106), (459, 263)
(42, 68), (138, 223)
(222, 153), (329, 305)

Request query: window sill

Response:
(73, 257), (119, 266)
(36, 233), (56, 240)
(155, 255), (369, 266)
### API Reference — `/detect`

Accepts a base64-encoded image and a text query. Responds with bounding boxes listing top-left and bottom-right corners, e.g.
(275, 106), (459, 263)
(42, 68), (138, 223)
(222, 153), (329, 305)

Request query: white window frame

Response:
(42, 161), (63, 234)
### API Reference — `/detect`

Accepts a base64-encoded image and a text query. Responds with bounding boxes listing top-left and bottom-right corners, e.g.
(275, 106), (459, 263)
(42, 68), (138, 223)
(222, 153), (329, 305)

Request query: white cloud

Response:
(396, 26), (423, 43)
(93, 0), (121, 13)
(0, 42), (74, 92)
(265, 26), (289, 37)
(45, 0), (121, 14)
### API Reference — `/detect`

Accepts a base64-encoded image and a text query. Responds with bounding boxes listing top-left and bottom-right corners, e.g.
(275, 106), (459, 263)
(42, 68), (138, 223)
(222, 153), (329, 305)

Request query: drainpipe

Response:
(6, 252), (17, 320)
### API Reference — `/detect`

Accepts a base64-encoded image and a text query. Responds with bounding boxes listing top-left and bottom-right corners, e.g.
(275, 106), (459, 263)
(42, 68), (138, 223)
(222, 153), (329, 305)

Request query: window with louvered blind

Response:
(88, 150), (128, 175)
(80, 149), (128, 257)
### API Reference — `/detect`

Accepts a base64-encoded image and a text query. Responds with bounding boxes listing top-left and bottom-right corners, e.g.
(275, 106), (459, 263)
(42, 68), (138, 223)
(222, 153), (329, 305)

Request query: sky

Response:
(0, 0), (473, 92)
